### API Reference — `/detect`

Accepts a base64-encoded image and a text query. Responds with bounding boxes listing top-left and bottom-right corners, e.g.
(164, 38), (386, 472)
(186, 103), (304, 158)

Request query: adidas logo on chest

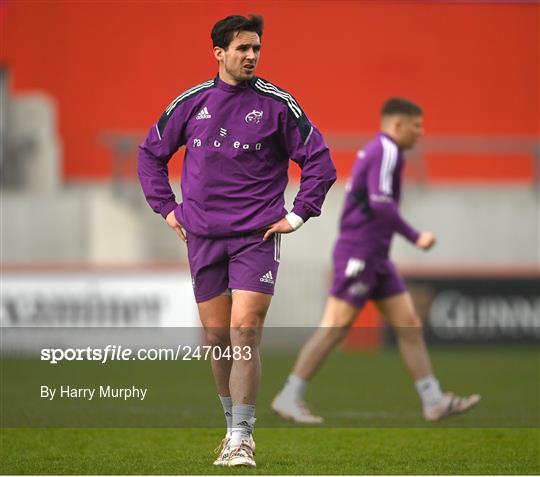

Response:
(196, 106), (211, 120)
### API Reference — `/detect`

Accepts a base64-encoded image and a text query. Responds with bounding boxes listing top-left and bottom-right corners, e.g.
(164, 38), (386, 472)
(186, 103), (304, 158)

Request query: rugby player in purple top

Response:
(138, 14), (336, 467)
(272, 98), (480, 424)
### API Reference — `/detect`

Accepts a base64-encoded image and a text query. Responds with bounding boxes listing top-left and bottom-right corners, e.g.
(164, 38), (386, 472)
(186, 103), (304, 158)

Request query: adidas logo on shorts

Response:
(259, 271), (274, 284)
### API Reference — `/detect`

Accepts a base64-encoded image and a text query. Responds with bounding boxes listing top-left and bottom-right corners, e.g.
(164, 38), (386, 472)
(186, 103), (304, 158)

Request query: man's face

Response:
(397, 114), (424, 149)
(214, 30), (261, 85)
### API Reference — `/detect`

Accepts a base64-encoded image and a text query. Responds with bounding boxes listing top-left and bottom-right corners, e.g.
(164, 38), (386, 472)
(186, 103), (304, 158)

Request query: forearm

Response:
(137, 145), (178, 218)
(369, 197), (419, 243)
(292, 149), (337, 222)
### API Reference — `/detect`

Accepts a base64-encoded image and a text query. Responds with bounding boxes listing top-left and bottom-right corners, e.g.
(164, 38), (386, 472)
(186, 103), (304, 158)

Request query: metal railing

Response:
(98, 131), (540, 207)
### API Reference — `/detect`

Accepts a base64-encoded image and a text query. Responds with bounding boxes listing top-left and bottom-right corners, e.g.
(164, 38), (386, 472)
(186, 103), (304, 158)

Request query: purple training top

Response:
(138, 76), (336, 237)
(336, 132), (420, 258)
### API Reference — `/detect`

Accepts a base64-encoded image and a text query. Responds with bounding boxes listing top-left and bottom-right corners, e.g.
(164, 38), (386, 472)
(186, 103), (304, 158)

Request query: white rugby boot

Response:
(423, 392), (481, 421)
(226, 436), (256, 467)
(212, 434), (230, 466)
(271, 393), (324, 424)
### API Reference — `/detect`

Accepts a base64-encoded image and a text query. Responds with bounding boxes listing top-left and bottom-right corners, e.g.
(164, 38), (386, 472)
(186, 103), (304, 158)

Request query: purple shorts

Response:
(186, 231), (281, 303)
(329, 246), (406, 308)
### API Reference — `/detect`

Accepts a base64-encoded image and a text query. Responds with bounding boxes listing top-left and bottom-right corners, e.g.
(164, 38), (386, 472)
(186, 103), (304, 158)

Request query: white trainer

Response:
(424, 392), (481, 421)
(226, 437), (256, 468)
(271, 394), (324, 424)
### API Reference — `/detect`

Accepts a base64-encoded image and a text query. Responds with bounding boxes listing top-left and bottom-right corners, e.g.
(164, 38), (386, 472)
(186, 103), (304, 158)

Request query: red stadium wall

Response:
(2, 1), (538, 182)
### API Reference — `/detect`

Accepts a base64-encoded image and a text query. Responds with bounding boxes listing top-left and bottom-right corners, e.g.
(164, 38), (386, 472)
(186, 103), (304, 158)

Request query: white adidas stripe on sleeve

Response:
(256, 79), (302, 117)
(165, 80), (214, 115)
(379, 136), (397, 195)
(254, 80), (302, 119)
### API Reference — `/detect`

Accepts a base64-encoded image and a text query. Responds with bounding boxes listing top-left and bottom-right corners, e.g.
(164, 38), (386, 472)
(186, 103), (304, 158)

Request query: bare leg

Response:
(292, 296), (359, 381)
(271, 296), (360, 422)
(375, 292), (433, 381)
(197, 294), (233, 396)
(376, 292), (481, 419)
(229, 290), (271, 404)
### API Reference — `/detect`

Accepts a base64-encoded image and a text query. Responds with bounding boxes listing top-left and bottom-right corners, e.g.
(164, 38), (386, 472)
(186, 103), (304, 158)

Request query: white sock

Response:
(280, 374), (307, 401)
(218, 395), (232, 435)
(230, 404), (256, 446)
(415, 375), (444, 408)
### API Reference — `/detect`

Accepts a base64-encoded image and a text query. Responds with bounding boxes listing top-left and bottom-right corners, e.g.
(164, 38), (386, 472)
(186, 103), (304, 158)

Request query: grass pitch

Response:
(2, 428), (539, 475)
(1, 346), (539, 474)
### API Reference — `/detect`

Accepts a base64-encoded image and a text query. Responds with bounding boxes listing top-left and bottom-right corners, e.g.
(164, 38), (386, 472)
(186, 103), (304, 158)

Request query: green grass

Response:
(1, 346), (539, 474)
(2, 428), (538, 474)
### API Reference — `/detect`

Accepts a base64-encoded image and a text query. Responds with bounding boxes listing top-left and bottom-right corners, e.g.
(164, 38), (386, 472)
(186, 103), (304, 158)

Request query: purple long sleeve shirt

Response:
(138, 76), (336, 237)
(336, 132), (420, 258)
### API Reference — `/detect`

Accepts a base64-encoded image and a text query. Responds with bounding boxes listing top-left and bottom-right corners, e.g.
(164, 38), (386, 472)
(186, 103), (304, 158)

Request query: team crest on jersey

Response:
(245, 110), (263, 124)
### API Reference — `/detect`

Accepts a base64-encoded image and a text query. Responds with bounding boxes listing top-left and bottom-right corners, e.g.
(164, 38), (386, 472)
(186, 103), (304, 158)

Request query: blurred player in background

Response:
(138, 14), (336, 467)
(272, 98), (480, 423)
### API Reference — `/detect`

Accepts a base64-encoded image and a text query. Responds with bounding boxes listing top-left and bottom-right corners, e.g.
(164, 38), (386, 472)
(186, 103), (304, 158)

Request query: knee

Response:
(324, 325), (351, 344)
(231, 306), (266, 331)
(393, 312), (424, 336)
(321, 314), (353, 329)
(229, 319), (263, 347)
(319, 315), (353, 343)
(320, 296), (358, 330)
(204, 328), (231, 348)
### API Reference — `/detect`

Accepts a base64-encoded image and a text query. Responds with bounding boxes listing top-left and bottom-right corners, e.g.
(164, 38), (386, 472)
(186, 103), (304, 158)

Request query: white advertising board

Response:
(1, 268), (201, 353)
